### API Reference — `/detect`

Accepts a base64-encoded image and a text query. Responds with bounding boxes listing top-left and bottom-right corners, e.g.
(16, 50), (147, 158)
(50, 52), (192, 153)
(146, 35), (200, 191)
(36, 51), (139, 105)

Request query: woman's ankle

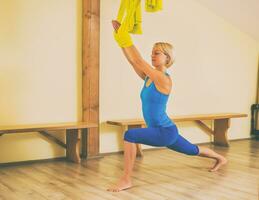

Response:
(122, 173), (131, 181)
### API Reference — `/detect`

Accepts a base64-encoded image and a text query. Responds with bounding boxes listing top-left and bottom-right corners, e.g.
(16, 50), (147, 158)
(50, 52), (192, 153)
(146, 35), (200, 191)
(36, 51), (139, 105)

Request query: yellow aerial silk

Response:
(145, 0), (163, 12)
(116, 0), (142, 34)
(114, 0), (163, 48)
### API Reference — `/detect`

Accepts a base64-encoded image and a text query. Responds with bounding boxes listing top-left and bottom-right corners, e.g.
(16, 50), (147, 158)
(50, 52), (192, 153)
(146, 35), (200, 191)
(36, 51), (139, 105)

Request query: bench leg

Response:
(66, 129), (81, 163)
(81, 128), (88, 159)
(136, 143), (143, 157)
(213, 119), (230, 147)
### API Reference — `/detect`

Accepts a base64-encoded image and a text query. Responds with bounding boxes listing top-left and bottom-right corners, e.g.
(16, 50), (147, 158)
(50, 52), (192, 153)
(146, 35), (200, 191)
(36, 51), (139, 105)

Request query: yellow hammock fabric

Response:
(116, 0), (163, 34)
(114, 0), (163, 48)
(145, 0), (163, 12)
(116, 0), (142, 34)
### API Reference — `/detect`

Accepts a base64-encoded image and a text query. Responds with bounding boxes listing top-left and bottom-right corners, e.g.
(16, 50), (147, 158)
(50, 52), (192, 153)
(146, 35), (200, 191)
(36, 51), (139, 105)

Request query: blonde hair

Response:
(153, 42), (175, 68)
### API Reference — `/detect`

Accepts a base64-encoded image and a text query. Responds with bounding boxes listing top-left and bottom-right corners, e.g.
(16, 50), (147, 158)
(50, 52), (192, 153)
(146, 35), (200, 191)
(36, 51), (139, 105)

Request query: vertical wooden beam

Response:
(256, 56), (259, 104)
(256, 57), (259, 130)
(82, 0), (100, 157)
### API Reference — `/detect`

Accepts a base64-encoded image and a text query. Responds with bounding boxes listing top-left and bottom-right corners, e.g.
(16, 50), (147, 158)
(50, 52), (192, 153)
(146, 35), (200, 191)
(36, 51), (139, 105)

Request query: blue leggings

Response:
(124, 125), (199, 156)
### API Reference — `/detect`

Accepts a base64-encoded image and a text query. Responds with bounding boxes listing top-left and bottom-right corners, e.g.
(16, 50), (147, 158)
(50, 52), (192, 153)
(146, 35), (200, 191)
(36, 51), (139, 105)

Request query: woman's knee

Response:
(167, 136), (200, 156)
(167, 144), (199, 155)
(186, 145), (199, 155)
(124, 129), (136, 143)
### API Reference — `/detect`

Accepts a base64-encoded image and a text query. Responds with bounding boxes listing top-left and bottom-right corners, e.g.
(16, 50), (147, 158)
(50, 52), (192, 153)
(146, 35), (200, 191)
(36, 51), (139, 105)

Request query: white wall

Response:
(0, 0), (258, 163)
(0, 0), (82, 163)
(100, 0), (259, 153)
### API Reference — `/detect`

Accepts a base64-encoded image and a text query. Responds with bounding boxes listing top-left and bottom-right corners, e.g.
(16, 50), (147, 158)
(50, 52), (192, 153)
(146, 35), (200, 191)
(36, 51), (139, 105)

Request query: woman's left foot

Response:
(107, 177), (132, 192)
(209, 156), (228, 172)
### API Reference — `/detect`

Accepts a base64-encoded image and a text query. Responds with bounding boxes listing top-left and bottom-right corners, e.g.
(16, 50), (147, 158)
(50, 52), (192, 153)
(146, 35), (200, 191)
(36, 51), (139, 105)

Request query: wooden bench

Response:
(0, 122), (98, 164)
(107, 113), (247, 156)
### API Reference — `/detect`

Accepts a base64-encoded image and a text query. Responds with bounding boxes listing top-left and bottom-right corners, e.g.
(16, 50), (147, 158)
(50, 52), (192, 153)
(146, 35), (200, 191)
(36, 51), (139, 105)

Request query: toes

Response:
(107, 187), (120, 192)
(107, 188), (115, 192)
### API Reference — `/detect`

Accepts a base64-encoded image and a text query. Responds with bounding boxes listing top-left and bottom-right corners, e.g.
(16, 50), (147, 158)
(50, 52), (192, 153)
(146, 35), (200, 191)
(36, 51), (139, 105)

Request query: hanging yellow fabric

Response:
(115, 0), (163, 34)
(145, 0), (163, 12)
(113, 29), (133, 48)
(114, 0), (141, 47)
(116, 0), (142, 34)
(114, 0), (163, 48)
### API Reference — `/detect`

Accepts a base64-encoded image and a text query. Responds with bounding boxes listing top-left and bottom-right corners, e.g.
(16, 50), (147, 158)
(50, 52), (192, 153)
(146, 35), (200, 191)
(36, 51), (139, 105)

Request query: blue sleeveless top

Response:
(140, 72), (175, 128)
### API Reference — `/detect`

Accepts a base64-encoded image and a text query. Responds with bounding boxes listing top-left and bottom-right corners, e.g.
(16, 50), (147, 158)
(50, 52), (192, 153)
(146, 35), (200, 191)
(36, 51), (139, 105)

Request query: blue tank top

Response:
(140, 72), (175, 128)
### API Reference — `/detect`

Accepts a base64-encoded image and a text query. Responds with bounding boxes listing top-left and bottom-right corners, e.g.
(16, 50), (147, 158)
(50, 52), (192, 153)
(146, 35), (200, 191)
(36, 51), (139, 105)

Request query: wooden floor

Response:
(0, 139), (258, 200)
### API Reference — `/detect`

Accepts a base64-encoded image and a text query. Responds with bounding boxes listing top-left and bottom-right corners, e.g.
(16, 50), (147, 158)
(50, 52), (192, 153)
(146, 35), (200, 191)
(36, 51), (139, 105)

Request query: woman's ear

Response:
(166, 56), (170, 64)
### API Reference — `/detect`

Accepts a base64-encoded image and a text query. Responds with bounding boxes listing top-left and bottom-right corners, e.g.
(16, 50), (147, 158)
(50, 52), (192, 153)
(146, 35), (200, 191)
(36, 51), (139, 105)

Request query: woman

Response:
(108, 20), (227, 192)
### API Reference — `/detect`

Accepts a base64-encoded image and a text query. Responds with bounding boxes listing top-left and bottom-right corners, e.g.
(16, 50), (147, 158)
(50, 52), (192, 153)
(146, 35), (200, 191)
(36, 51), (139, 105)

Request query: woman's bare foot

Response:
(209, 156), (228, 172)
(107, 176), (132, 192)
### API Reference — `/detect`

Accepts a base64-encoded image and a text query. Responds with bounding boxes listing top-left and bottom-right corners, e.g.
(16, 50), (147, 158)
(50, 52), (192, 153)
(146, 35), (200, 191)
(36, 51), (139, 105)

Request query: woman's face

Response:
(151, 47), (168, 68)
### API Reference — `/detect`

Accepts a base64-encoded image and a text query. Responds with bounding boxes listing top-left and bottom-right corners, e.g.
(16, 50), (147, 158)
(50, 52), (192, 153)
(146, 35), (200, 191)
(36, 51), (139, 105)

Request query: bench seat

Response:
(0, 122), (98, 164)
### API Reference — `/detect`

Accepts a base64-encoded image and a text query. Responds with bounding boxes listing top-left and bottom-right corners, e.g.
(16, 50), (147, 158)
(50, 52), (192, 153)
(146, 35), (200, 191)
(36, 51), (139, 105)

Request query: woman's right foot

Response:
(107, 177), (132, 192)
